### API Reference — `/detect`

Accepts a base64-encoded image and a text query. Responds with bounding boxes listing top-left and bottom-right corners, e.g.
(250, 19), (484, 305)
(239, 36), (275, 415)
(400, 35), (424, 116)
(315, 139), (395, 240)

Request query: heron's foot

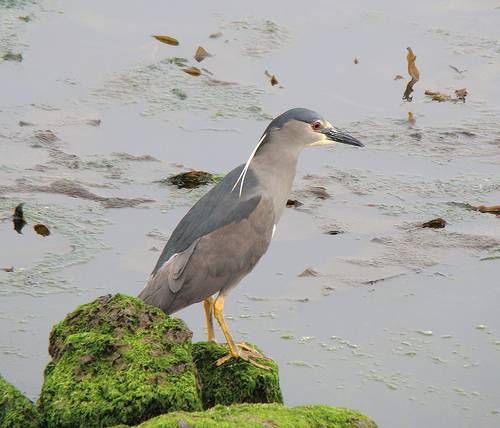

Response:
(215, 343), (272, 370)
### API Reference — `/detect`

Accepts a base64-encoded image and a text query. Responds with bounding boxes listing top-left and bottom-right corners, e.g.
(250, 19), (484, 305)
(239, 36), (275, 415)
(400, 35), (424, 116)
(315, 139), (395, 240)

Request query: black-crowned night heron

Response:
(139, 108), (363, 369)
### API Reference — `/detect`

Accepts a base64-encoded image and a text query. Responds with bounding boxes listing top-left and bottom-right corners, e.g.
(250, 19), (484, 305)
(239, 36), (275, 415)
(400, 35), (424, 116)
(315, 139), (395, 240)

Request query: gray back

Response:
(152, 165), (261, 275)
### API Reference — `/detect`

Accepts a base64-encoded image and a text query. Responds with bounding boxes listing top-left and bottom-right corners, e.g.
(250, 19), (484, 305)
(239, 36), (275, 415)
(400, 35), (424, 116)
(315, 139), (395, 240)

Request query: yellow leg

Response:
(213, 294), (239, 357)
(203, 297), (215, 342)
(213, 292), (271, 370)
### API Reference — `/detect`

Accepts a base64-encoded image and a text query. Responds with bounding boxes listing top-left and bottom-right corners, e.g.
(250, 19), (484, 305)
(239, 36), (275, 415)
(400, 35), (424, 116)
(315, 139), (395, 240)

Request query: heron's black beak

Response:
(322, 127), (364, 147)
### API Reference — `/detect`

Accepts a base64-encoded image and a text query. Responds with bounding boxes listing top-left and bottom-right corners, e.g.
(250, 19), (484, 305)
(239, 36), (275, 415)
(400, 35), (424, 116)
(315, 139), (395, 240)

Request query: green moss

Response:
(0, 375), (42, 428)
(135, 403), (377, 427)
(38, 294), (202, 427)
(192, 342), (282, 409)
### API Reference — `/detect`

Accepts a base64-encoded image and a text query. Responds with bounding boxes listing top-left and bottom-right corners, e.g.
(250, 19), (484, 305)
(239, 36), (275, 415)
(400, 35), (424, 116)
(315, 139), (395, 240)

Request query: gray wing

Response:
(139, 187), (275, 314)
(151, 164), (260, 276)
(138, 164), (275, 314)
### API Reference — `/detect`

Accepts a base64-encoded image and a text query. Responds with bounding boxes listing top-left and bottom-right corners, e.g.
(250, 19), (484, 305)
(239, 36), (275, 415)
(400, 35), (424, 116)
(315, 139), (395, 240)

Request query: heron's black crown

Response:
(264, 108), (324, 133)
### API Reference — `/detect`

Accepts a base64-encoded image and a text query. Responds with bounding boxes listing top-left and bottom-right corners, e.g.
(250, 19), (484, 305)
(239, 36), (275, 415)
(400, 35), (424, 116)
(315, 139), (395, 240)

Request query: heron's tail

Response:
(138, 275), (178, 315)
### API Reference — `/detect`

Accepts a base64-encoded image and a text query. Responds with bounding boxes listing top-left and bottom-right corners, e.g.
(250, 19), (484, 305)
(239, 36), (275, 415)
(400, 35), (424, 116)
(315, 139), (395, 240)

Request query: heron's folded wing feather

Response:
(151, 165), (261, 276)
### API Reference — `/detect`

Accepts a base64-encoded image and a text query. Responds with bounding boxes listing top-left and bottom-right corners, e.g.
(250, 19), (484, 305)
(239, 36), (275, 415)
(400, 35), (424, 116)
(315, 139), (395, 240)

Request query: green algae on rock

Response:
(0, 375), (42, 428)
(134, 403), (377, 428)
(38, 294), (202, 427)
(192, 342), (282, 409)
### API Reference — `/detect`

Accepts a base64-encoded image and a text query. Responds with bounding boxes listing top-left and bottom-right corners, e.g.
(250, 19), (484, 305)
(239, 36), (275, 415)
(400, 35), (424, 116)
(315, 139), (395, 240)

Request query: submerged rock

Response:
(37, 294), (202, 427)
(192, 342), (282, 409)
(0, 375), (42, 428)
(134, 403), (378, 427)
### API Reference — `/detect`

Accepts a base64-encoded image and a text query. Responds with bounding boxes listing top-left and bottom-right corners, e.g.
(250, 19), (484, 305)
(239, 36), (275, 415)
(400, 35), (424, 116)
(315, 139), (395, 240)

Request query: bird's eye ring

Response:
(312, 120), (322, 130)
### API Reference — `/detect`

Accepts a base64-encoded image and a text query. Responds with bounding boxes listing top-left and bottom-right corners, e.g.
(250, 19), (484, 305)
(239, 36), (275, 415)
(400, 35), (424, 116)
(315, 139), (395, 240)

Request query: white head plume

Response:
(231, 132), (267, 198)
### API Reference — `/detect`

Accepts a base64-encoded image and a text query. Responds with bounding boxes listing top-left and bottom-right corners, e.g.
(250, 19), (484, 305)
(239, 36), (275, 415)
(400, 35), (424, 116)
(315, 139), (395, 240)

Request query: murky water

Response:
(1, 0), (499, 426)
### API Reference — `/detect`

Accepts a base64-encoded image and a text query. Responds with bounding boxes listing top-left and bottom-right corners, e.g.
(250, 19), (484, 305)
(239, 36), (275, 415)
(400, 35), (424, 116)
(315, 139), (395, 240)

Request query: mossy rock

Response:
(192, 342), (282, 409)
(37, 294), (202, 427)
(134, 403), (378, 427)
(0, 375), (42, 428)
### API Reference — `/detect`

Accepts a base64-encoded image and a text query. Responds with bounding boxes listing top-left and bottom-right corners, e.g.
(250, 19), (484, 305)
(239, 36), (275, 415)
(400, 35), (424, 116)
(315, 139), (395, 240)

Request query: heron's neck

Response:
(250, 143), (302, 221)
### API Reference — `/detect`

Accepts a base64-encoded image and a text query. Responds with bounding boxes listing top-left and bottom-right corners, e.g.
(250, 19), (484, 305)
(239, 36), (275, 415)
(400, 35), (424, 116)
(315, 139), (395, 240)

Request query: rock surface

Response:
(37, 294), (202, 427)
(0, 375), (42, 428)
(192, 341), (282, 409)
(134, 403), (378, 428)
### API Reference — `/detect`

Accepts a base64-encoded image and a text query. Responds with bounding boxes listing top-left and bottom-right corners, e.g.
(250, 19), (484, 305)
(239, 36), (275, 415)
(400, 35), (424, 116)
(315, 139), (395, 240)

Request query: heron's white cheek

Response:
(309, 136), (335, 147)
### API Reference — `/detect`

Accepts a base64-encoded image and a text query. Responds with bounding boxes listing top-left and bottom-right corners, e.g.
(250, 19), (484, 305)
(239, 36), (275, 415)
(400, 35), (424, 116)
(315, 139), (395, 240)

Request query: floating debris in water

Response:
(33, 224), (50, 237)
(12, 203), (27, 234)
(209, 32), (223, 39)
(353, 57), (359, 64)
(394, 74), (404, 80)
(298, 267), (319, 277)
(18, 16), (31, 22)
(18, 121), (34, 127)
(403, 47), (419, 101)
(424, 88), (467, 102)
(182, 66), (202, 76)
(422, 218), (446, 229)
(1, 267), (14, 273)
(152, 35), (179, 46)
(165, 171), (216, 189)
(2, 52), (23, 62)
(424, 90), (451, 102)
(286, 199), (303, 208)
(86, 119), (101, 126)
(194, 46), (212, 62)
(417, 330), (433, 336)
(475, 205), (500, 214)
(264, 70), (279, 86)
(475, 324), (487, 330)
(407, 47), (420, 81)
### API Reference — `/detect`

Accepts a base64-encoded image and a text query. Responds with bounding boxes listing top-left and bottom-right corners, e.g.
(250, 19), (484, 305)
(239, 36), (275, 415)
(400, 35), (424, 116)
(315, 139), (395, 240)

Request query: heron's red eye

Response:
(312, 120), (322, 130)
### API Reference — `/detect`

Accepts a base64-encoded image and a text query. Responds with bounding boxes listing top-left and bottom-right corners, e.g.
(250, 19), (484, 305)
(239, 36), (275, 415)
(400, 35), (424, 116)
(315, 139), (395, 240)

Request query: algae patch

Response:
(92, 56), (270, 121)
(0, 374), (42, 428)
(135, 403), (377, 428)
(192, 342), (282, 409)
(0, 197), (110, 296)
